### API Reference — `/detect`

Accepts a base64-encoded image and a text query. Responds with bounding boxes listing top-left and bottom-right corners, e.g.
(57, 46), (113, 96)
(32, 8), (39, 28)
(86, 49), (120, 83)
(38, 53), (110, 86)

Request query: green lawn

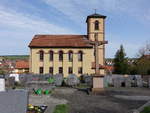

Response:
(53, 104), (69, 113)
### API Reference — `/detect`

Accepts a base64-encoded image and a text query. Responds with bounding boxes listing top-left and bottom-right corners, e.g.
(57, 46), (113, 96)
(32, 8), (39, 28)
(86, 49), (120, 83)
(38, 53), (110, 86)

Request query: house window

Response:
(49, 67), (53, 74)
(78, 51), (83, 61)
(68, 67), (73, 74)
(59, 51), (63, 61)
(39, 67), (43, 74)
(39, 50), (44, 61)
(49, 51), (53, 61)
(78, 67), (82, 74)
(59, 67), (63, 74)
(68, 51), (73, 62)
(95, 20), (99, 30)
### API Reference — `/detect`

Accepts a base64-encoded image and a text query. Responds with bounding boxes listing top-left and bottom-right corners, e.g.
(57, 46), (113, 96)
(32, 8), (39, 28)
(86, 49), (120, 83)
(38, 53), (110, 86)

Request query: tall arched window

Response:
(59, 51), (63, 61)
(78, 51), (83, 61)
(39, 50), (44, 61)
(49, 50), (53, 61)
(95, 20), (99, 30)
(68, 50), (73, 62)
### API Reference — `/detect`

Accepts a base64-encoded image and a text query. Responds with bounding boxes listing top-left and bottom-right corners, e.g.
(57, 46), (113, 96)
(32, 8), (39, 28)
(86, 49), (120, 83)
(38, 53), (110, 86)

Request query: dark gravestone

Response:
(0, 90), (28, 113)
(53, 74), (63, 86)
(65, 74), (80, 87)
(5, 77), (15, 88)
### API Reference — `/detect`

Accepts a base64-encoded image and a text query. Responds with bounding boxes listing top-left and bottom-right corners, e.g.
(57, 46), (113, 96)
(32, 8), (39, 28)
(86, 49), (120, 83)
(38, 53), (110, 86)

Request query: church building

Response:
(29, 13), (107, 77)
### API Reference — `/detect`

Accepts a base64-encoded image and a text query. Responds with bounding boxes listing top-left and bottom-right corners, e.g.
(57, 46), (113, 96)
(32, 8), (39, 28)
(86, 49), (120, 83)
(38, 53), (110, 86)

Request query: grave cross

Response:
(90, 33), (108, 75)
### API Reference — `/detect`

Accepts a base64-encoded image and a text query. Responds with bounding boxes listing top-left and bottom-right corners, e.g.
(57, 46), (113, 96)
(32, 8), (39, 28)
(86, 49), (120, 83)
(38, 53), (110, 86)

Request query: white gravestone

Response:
(0, 78), (5, 91)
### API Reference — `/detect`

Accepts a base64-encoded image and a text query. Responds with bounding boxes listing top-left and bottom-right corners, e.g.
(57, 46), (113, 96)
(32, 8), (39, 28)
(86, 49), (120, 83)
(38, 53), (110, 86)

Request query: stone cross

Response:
(90, 33), (108, 75)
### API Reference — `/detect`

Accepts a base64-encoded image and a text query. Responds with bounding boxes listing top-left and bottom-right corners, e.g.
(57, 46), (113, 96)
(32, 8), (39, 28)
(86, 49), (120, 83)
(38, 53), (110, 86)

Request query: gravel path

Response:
(29, 94), (68, 113)
(52, 88), (147, 113)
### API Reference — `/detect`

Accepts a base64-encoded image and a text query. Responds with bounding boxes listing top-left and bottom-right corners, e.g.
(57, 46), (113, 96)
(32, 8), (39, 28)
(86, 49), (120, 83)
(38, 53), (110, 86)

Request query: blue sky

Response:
(0, 0), (150, 58)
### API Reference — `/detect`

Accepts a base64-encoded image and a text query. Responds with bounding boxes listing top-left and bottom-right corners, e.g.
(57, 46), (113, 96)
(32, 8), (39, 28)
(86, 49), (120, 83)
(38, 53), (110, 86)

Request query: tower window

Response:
(78, 51), (83, 61)
(68, 67), (73, 74)
(95, 20), (99, 30)
(59, 67), (63, 74)
(39, 50), (44, 61)
(49, 51), (53, 61)
(59, 51), (63, 61)
(68, 51), (73, 61)
(39, 67), (43, 74)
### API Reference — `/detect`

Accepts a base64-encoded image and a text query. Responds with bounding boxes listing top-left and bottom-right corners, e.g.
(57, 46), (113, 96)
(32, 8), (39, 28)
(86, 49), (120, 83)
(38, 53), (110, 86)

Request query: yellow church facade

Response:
(29, 13), (107, 77)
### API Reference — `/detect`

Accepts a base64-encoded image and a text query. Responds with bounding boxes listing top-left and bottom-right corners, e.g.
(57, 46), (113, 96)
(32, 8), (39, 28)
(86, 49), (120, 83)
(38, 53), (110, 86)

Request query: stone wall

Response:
(104, 75), (147, 88)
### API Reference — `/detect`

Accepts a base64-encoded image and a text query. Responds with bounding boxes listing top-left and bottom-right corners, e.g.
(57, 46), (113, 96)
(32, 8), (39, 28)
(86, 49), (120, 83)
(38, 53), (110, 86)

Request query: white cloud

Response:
(0, 6), (75, 34)
(43, 0), (150, 25)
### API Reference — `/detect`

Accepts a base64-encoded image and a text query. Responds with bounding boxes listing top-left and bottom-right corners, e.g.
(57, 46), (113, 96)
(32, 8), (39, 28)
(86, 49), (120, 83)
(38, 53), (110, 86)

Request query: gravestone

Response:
(53, 74), (63, 86)
(65, 74), (80, 87)
(5, 77), (15, 88)
(0, 78), (5, 91)
(113, 77), (124, 88)
(149, 78), (150, 88)
(0, 90), (28, 113)
(136, 75), (143, 87)
(125, 77), (132, 87)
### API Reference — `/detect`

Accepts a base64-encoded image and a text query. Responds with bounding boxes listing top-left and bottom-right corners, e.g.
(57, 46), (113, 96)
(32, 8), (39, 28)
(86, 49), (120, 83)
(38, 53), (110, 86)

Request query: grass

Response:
(76, 83), (90, 89)
(141, 106), (150, 113)
(53, 104), (69, 113)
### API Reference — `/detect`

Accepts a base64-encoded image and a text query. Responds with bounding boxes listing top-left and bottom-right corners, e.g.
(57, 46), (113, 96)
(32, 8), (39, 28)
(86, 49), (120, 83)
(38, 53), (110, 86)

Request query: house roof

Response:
(91, 62), (106, 69)
(29, 35), (93, 48)
(15, 60), (29, 69)
(86, 13), (106, 22)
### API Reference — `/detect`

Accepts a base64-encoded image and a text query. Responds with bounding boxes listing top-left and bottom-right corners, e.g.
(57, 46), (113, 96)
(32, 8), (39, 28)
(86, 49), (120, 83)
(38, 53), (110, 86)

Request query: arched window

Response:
(49, 51), (53, 61)
(39, 50), (44, 61)
(95, 20), (99, 30)
(68, 51), (73, 61)
(78, 51), (83, 61)
(59, 51), (63, 61)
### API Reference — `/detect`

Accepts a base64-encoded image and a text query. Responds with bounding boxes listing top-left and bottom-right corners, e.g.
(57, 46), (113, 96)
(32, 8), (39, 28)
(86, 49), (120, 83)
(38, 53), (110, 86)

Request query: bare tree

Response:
(137, 41), (150, 57)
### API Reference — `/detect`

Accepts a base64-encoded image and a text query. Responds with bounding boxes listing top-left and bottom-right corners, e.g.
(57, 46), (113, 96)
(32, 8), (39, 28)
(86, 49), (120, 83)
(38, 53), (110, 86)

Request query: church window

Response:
(39, 67), (43, 74)
(68, 51), (73, 61)
(59, 51), (63, 61)
(95, 20), (99, 30)
(68, 67), (73, 74)
(78, 51), (83, 61)
(59, 67), (63, 74)
(49, 51), (53, 61)
(78, 67), (83, 74)
(49, 67), (53, 74)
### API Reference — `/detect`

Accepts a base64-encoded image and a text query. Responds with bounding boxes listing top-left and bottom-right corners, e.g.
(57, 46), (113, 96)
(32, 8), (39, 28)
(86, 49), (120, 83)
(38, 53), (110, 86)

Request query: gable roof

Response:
(29, 35), (92, 48)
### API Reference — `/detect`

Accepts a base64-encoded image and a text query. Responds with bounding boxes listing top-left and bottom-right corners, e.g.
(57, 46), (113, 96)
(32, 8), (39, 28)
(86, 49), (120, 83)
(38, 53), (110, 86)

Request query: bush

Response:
(53, 104), (69, 113)
(141, 106), (150, 113)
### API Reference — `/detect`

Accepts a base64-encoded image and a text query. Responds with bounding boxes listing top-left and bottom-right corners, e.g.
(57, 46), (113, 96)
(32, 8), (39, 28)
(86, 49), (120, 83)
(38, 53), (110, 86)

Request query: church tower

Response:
(86, 13), (106, 41)
(86, 13), (107, 74)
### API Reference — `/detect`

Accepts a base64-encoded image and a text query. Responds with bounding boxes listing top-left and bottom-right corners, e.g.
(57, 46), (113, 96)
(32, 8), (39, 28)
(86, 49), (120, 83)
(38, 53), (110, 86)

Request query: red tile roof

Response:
(91, 62), (105, 69)
(15, 60), (29, 69)
(29, 35), (92, 48)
